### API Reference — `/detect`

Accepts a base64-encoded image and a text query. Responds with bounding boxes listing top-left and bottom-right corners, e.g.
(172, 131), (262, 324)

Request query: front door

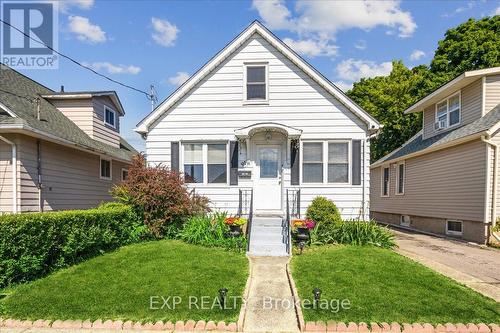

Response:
(255, 145), (282, 212)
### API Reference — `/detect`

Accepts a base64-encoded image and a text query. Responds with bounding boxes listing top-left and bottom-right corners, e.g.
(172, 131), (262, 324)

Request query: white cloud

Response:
(494, 6), (500, 15)
(336, 58), (392, 82)
(442, 1), (475, 18)
(333, 81), (353, 92)
(409, 49), (425, 61)
(68, 16), (106, 43)
(151, 18), (179, 47)
(168, 72), (190, 86)
(283, 38), (338, 57)
(59, 0), (94, 13)
(253, 0), (416, 39)
(83, 62), (141, 75)
(354, 40), (367, 50)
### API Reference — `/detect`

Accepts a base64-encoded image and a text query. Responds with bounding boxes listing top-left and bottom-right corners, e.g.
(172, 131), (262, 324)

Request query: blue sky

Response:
(10, 0), (500, 151)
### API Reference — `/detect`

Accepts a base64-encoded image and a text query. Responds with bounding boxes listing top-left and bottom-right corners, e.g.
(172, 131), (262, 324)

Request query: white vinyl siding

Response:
(146, 34), (370, 219)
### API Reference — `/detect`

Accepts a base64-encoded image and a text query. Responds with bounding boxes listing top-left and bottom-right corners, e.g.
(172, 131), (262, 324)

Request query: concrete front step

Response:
(248, 217), (288, 257)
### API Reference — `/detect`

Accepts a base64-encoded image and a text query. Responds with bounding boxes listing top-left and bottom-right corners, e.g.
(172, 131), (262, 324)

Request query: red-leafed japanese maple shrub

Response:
(112, 155), (210, 237)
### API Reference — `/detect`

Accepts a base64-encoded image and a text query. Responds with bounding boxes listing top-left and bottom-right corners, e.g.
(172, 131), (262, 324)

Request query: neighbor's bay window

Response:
(245, 64), (267, 101)
(302, 141), (351, 184)
(183, 143), (228, 184)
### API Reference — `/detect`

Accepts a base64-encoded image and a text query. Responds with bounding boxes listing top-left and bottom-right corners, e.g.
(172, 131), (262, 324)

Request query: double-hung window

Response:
(382, 167), (390, 197)
(302, 142), (323, 183)
(328, 142), (349, 183)
(184, 144), (204, 183)
(183, 143), (228, 184)
(245, 64), (267, 101)
(302, 141), (351, 184)
(100, 157), (111, 180)
(435, 92), (460, 130)
(104, 106), (116, 128)
(396, 162), (405, 195)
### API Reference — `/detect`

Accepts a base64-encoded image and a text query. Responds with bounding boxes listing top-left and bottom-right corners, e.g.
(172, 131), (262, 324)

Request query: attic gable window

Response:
(244, 64), (267, 102)
(104, 106), (116, 128)
(435, 92), (460, 130)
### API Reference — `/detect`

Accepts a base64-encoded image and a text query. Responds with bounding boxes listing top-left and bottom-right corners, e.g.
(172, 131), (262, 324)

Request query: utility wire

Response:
(0, 19), (155, 101)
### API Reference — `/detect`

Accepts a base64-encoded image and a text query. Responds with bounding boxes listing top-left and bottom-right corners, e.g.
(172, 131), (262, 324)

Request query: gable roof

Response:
(405, 67), (500, 114)
(135, 20), (380, 134)
(0, 64), (136, 162)
(371, 105), (500, 168)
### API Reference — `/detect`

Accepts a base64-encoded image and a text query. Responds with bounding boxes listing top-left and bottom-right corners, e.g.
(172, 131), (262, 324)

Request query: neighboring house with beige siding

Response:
(0, 64), (137, 213)
(371, 67), (500, 244)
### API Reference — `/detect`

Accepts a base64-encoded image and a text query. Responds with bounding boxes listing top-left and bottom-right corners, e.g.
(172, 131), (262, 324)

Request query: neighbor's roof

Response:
(42, 91), (125, 115)
(405, 67), (500, 114)
(135, 20), (380, 134)
(0, 64), (136, 162)
(372, 105), (500, 168)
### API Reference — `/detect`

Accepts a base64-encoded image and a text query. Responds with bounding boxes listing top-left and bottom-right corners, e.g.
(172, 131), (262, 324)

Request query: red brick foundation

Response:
(303, 322), (499, 333)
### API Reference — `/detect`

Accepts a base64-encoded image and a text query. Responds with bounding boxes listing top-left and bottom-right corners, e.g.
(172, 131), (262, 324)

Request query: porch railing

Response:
(284, 189), (300, 254)
(238, 188), (253, 251)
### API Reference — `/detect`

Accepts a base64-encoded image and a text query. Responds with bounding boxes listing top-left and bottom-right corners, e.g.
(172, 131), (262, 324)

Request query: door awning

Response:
(234, 122), (302, 139)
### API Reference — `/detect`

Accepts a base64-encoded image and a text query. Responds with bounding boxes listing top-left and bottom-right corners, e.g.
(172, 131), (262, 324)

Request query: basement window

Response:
(446, 220), (463, 236)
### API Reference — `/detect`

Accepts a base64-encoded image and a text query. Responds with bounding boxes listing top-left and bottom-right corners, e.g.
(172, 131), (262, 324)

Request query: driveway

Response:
(392, 228), (500, 301)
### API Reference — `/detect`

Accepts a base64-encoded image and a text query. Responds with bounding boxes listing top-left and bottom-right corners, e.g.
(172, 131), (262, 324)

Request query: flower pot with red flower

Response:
(225, 216), (247, 237)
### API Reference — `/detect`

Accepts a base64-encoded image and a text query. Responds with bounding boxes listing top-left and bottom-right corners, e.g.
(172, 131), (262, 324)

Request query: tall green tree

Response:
(348, 62), (434, 162)
(431, 16), (500, 81)
(348, 16), (500, 162)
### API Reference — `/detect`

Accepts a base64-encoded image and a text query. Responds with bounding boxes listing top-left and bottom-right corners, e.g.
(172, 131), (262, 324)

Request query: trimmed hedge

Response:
(0, 204), (146, 288)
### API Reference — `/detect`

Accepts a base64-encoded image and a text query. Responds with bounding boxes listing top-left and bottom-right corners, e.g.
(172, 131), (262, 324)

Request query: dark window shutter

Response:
(291, 140), (299, 185)
(230, 141), (238, 185)
(352, 140), (362, 185)
(171, 142), (179, 172)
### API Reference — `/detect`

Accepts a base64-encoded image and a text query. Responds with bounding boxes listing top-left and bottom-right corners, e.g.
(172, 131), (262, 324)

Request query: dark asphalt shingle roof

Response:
(376, 105), (500, 164)
(0, 64), (136, 161)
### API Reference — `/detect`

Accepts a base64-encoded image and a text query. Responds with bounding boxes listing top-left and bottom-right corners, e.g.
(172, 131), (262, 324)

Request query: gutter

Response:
(0, 135), (18, 213)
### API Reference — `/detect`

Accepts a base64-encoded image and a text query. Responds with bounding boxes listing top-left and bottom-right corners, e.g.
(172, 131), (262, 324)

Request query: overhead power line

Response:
(0, 19), (157, 102)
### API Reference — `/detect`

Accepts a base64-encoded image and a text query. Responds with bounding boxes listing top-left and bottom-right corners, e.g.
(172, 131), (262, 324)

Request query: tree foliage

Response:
(347, 16), (500, 162)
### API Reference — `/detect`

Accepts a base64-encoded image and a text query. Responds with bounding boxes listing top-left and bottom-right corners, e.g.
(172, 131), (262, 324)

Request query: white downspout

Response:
(0, 135), (18, 213)
(481, 136), (499, 242)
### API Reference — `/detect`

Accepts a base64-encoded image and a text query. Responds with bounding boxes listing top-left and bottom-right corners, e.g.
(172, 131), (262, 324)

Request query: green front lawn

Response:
(0, 240), (248, 322)
(291, 246), (500, 324)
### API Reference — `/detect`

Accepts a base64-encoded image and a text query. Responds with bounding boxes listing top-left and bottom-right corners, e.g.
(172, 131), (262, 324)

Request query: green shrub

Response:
(494, 218), (500, 232)
(0, 205), (147, 288)
(180, 212), (246, 252)
(306, 197), (342, 225)
(309, 220), (395, 248)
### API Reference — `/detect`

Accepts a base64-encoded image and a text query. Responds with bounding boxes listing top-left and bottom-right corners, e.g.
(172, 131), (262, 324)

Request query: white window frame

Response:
(396, 162), (405, 195)
(299, 140), (352, 186)
(100, 157), (112, 180)
(180, 142), (230, 186)
(104, 106), (117, 129)
(446, 220), (463, 236)
(243, 62), (269, 104)
(381, 166), (390, 197)
(434, 91), (461, 131)
(121, 168), (129, 181)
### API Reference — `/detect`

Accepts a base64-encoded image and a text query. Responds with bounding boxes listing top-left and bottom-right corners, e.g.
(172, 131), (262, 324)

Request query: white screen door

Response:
(255, 145), (282, 211)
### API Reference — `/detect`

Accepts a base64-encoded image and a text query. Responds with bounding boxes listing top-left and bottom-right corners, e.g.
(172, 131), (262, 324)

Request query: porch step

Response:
(248, 217), (288, 257)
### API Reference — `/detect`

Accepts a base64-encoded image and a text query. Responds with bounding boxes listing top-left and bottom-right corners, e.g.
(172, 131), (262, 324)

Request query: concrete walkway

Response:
(393, 228), (500, 301)
(242, 256), (299, 332)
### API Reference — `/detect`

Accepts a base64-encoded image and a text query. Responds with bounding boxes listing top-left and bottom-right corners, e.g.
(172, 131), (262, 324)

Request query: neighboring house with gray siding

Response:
(371, 67), (500, 244)
(0, 64), (137, 213)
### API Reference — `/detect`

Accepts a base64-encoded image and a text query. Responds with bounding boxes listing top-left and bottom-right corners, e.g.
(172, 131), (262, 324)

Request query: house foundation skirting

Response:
(370, 211), (488, 244)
